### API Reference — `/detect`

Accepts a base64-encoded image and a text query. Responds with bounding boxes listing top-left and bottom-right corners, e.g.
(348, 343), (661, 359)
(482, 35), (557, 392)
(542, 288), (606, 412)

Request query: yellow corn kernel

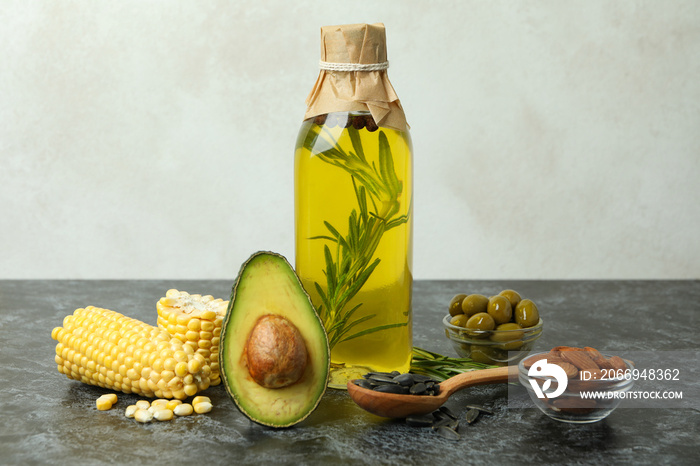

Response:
(173, 403), (193, 416)
(198, 340), (212, 350)
(166, 400), (182, 411)
(151, 399), (169, 408)
(135, 400), (150, 410)
(192, 396), (210, 406)
(156, 379), (168, 391)
(187, 359), (201, 374)
(195, 349), (210, 359)
(134, 409), (153, 423)
(167, 376), (183, 389)
(187, 319), (201, 332)
(163, 358), (177, 372)
(125, 405), (138, 418)
(200, 321), (215, 333)
(101, 393), (118, 404)
(174, 362), (188, 378)
(184, 384), (198, 397)
(147, 379), (158, 393)
(153, 409), (174, 421)
(194, 402), (213, 414)
(96, 397), (113, 411)
(161, 370), (175, 383)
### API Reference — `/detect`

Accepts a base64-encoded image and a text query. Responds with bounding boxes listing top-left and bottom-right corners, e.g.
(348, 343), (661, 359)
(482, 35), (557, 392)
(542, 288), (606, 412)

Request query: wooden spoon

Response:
(346, 365), (519, 418)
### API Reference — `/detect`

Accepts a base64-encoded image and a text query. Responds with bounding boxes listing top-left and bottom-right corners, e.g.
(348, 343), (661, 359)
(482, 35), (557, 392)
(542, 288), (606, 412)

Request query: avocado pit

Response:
(246, 314), (308, 388)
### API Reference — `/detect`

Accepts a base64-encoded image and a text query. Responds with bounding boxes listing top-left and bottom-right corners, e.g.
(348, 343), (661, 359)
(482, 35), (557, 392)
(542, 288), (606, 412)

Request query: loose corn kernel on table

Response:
(1, 280), (698, 465)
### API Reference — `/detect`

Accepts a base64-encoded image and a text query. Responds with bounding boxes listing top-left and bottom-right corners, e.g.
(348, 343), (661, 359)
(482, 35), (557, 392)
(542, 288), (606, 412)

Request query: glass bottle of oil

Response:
(295, 24), (413, 388)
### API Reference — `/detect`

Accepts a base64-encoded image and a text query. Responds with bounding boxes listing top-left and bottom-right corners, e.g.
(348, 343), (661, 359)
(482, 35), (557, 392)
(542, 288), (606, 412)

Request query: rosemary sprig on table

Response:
(302, 122), (410, 350)
(410, 347), (497, 382)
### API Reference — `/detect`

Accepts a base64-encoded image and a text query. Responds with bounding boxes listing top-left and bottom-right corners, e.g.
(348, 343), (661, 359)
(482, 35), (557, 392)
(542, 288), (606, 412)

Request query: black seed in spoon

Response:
(374, 384), (409, 394)
(409, 382), (427, 395)
(394, 373), (415, 386)
(352, 379), (374, 390)
(368, 374), (399, 384)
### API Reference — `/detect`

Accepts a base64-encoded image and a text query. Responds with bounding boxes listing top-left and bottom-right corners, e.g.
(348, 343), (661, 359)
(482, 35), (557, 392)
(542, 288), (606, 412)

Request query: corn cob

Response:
(51, 306), (211, 399)
(156, 289), (227, 386)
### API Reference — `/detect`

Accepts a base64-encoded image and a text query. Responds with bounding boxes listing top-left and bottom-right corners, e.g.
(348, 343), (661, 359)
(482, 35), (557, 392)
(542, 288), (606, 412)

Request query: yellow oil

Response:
(294, 111), (413, 387)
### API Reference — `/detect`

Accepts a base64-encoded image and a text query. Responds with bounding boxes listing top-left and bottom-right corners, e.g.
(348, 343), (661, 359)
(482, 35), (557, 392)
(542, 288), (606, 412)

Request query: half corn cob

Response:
(51, 306), (211, 399)
(156, 290), (227, 386)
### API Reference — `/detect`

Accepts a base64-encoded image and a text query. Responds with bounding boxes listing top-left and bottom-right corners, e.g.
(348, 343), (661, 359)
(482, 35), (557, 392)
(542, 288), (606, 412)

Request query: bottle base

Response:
(327, 363), (375, 390)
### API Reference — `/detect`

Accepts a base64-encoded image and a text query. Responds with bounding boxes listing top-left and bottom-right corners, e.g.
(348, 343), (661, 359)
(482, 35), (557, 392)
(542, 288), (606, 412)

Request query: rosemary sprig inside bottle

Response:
(301, 120), (411, 350)
(410, 347), (497, 382)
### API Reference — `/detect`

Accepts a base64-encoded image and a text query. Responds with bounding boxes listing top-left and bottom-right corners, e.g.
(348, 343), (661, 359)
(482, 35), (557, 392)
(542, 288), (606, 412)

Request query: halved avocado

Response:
(220, 251), (330, 428)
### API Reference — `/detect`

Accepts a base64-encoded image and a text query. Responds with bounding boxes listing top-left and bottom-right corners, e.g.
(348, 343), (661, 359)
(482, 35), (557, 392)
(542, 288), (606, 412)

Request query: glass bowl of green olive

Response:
(443, 290), (544, 365)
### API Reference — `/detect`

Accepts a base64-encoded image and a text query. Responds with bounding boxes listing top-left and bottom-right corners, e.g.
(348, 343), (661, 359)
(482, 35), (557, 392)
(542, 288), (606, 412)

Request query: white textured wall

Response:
(2, 1), (699, 279)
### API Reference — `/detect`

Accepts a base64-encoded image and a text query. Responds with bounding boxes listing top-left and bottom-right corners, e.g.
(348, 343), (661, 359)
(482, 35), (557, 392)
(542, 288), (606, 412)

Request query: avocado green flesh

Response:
(220, 251), (330, 427)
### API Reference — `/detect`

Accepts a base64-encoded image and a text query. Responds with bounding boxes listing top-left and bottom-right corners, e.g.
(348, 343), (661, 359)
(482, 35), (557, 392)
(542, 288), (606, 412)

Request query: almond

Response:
(583, 346), (603, 359)
(560, 350), (600, 372)
(547, 356), (567, 366)
(608, 356), (627, 371)
(595, 358), (615, 370)
(584, 346), (612, 369)
(557, 362), (579, 379)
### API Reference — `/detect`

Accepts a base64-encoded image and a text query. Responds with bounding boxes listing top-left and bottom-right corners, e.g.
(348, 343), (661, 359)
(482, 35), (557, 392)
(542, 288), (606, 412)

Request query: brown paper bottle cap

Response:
(304, 23), (408, 132)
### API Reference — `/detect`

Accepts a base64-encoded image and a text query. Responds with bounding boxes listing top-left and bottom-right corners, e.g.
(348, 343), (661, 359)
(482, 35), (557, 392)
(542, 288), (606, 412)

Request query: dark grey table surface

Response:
(1, 279), (698, 465)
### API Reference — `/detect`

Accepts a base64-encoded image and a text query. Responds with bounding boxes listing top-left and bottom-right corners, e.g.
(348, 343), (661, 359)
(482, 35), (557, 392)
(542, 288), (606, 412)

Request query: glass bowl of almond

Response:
(518, 346), (636, 423)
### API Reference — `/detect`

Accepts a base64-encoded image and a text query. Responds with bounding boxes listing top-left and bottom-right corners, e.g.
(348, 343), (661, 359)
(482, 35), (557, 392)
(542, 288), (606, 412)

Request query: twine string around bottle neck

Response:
(319, 60), (389, 71)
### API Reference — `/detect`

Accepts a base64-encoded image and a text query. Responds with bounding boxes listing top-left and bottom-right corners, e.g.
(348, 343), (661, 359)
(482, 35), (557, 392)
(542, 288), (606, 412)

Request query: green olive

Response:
(487, 295), (513, 325)
(461, 294), (489, 317)
(515, 299), (540, 328)
(448, 294), (467, 316)
(496, 340), (524, 351)
(498, 289), (522, 308)
(470, 345), (507, 365)
(449, 314), (469, 327)
(469, 345), (497, 364)
(489, 323), (523, 342)
(465, 312), (495, 332)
